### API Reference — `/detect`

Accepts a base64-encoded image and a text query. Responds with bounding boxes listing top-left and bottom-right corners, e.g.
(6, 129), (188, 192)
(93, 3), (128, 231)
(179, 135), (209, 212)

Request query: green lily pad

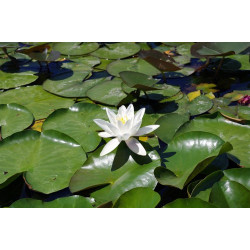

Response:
(0, 71), (38, 89)
(219, 105), (250, 121)
(94, 58), (114, 71)
(113, 187), (161, 208)
(191, 42), (250, 58)
(0, 103), (34, 138)
(0, 130), (86, 194)
(191, 168), (250, 202)
(60, 61), (92, 72)
(43, 71), (103, 98)
(86, 78), (129, 106)
(140, 85), (181, 101)
(154, 113), (189, 144)
(164, 67), (196, 78)
(154, 131), (232, 189)
(71, 56), (100, 67)
(107, 58), (161, 77)
(120, 71), (160, 91)
(176, 112), (250, 168)
(42, 103), (107, 152)
(69, 143), (161, 205)
(53, 42), (99, 56)
(10, 195), (93, 208)
(176, 95), (213, 116)
(0, 86), (74, 119)
(223, 90), (250, 102)
(176, 43), (194, 57)
(163, 198), (216, 208)
(91, 42), (140, 59)
(227, 55), (250, 70)
(209, 180), (250, 208)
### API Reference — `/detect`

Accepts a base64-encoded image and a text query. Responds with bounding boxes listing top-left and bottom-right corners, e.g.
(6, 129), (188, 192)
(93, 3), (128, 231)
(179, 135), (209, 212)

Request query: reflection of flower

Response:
(94, 104), (160, 156)
(238, 95), (250, 105)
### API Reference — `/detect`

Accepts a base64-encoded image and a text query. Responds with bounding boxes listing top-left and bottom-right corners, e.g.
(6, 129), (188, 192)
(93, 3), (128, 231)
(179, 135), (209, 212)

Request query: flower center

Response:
(117, 115), (128, 124)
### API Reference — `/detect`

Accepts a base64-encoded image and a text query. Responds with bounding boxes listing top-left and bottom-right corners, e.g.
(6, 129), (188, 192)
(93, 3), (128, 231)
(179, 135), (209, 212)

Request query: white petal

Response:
(130, 119), (143, 136)
(98, 132), (113, 138)
(134, 125), (160, 136)
(106, 108), (117, 125)
(93, 119), (119, 136)
(118, 105), (126, 117)
(125, 137), (146, 156)
(100, 138), (121, 156)
(134, 108), (145, 124)
(126, 104), (134, 120)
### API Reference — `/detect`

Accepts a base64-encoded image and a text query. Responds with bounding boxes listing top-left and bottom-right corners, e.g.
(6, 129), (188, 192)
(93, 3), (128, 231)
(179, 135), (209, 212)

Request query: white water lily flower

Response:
(94, 104), (160, 156)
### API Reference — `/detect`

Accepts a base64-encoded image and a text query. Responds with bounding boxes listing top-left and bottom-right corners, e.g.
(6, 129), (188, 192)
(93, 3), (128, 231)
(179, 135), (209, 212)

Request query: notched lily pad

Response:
(0, 130), (86, 194)
(0, 103), (34, 138)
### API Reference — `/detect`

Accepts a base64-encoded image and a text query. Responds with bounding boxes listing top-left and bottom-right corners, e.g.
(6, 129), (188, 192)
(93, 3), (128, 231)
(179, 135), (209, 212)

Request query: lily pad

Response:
(0, 86), (74, 119)
(209, 180), (250, 208)
(120, 71), (160, 91)
(91, 42), (140, 59)
(176, 112), (250, 168)
(154, 113), (189, 144)
(86, 78), (129, 106)
(69, 143), (161, 205)
(163, 198), (216, 208)
(191, 168), (250, 202)
(164, 67), (196, 78)
(0, 103), (34, 138)
(0, 71), (38, 89)
(42, 103), (107, 152)
(139, 49), (181, 72)
(154, 131), (232, 189)
(176, 95), (213, 116)
(71, 56), (100, 67)
(43, 71), (104, 98)
(53, 42), (99, 56)
(113, 187), (161, 208)
(219, 105), (250, 121)
(10, 195), (93, 208)
(107, 58), (161, 77)
(191, 42), (250, 58)
(0, 130), (86, 194)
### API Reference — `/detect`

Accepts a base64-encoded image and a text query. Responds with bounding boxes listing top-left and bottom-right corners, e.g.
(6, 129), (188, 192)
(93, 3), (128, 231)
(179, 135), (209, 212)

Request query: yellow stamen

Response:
(117, 115), (128, 124)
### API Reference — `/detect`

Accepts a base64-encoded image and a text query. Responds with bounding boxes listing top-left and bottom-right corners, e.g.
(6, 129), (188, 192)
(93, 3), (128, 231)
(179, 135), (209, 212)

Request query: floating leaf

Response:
(53, 42), (99, 56)
(86, 78), (130, 106)
(155, 113), (189, 144)
(0, 71), (38, 89)
(120, 71), (159, 91)
(0, 103), (34, 138)
(209, 180), (250, 208)
(43, 103), (107, 152)
(139, 49), (181, 72)
(113, 187), (161, 208)
(191, 42), (250, 58)
(223, 90), (250, 102)
(187, 90), (201, 101)
(43, 71), (103, 98)
(31, 119), (45, 132)
(107, 58), (161, 77)
(70, 143), (161, 205)
(154, 131), (232, 189)
(91, 42), (140, 59)
(177, 112), (250, 167)
(176, 95), (213, 116)
(163, 198), (216, 208)
(0, 130), (86, 194)
(0, 86), (74, 119)
(10, 195), (93, 208)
